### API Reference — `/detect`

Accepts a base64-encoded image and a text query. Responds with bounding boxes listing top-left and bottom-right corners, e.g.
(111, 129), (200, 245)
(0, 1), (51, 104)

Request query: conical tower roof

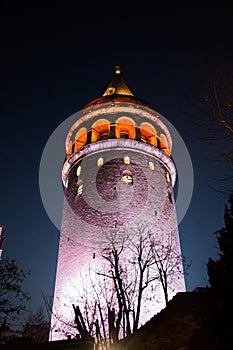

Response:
(83, 66), (156, 111)
(102, 65), (134, 97)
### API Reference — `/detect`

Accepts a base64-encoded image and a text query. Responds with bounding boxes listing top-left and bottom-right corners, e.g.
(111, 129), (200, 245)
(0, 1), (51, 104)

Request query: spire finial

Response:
(102, 65), (134, 96)
(115, 65), (121, 75)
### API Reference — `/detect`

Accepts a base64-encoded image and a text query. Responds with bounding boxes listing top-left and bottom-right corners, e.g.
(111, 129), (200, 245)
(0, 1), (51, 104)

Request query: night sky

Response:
(0, 2), (232, 325)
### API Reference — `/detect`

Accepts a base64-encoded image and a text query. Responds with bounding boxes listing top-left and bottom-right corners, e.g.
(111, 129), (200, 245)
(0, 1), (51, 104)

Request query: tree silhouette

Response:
(70, 223), (186, 349)
(188, 70), (233, 194)
(207, 192), (233, 348)
(207, 192), (233, 295)
(22, 306), (49, 343)
(48, 223), (186, 347)
(0, 257), (30, 324)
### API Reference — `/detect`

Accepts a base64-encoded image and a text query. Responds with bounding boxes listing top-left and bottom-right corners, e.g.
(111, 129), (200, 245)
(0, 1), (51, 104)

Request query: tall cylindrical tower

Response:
(50, 67), (186, 341)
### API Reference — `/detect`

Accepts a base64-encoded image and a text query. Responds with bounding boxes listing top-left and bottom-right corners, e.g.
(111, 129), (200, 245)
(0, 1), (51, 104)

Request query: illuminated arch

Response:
(74, 127), (88, 152)
(124, 156), (130, 165)
(91, 119), (110, 142)
(149, 161), (155, 170)
(140, 122), (157, 146)
(97, 157), (104, 166)
(116, 117), (136, 139)
(160, 133), (170, 156)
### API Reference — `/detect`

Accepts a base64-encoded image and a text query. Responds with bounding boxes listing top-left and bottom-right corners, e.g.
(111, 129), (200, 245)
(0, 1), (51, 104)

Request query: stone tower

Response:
(50, 66), (186, 341)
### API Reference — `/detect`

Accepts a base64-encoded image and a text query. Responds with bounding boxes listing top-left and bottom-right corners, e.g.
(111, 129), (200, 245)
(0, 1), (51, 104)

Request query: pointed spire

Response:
(102, 65), (134, 97)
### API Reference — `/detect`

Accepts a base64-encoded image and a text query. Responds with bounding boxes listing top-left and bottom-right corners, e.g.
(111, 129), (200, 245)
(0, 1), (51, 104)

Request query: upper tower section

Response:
(63, 66), (176, 183)
(65, 66), (172, 159)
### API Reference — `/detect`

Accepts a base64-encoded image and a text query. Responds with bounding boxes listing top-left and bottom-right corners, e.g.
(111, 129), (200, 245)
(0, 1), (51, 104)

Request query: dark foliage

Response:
(207, 192), (233, 295)
(207, 192), (233, 348)
(0, 257), (30, 323)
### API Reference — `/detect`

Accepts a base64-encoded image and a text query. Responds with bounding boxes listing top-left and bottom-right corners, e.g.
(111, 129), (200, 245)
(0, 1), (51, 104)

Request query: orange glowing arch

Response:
(91, 119), (110, 142)
(160, 133), (170, 156)
(140, 122), (157, 146)
(73, 127), (88, 152)
(116, 117), (135, 139)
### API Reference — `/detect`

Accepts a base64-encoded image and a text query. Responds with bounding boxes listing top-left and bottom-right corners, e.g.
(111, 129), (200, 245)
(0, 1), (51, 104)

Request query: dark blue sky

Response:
(0, 2), (232, 324)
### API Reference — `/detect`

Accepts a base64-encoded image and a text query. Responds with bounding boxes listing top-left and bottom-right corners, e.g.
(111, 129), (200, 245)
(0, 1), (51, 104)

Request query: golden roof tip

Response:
(115, 65), (121, 75)
(102, 65), (134, 97)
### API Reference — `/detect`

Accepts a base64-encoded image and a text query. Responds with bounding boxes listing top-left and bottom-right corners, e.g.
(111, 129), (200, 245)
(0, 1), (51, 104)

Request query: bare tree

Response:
(149, 231), (188, 306)
(70, 223), (187, 349)
(126, 224), (159, 332)
(72, 304), (92, 342)
(46, 225), (186, 348)
(188, 70), (233, 193)
(41, 291), (53, 325)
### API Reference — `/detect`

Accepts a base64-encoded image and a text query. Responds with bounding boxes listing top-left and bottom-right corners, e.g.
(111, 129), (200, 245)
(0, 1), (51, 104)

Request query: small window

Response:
(124, 156), (130, 165)
(76, 166), (81, 177)
(121, 175), (133, 185)
(168, 192), (173, 203)
(77, 184), (83, 196)
(76, 180), (83, 196)
(65, 179), (69, 189)
(149, 161), (155, 170)
(97, 158), (104, 166)
(166, 172), (170, 183)
(107, 87), (115, 95)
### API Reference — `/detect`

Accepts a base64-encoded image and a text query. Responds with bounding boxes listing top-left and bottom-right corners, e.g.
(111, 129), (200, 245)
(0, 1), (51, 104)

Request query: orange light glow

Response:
(160, 133), (170, 156)
(116, 117), (135, 139)
(67, 141), (73, 157)
(74, 127), (87, 152)
(140, 122), (157, 146)
(91, 119), (110, 142)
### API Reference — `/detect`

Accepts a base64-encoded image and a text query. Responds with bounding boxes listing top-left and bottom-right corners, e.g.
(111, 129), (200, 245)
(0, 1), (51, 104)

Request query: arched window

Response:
(91, 119), (110, 142)
(140, 122), (157, 146)
(116, 117), (135, 139)
(160, 133), (168, 148)
(76, 166), (81, 176)
(149, 161), (155, 170)
(124, 156), (130, 165)
(160, 133), (170, 155)
(76, 180), (83, 196)
(121, 170), (133, 185)
(74, 127), (87, 151)
(97, 158), (104, 166)
(121, 174), (133, 185)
